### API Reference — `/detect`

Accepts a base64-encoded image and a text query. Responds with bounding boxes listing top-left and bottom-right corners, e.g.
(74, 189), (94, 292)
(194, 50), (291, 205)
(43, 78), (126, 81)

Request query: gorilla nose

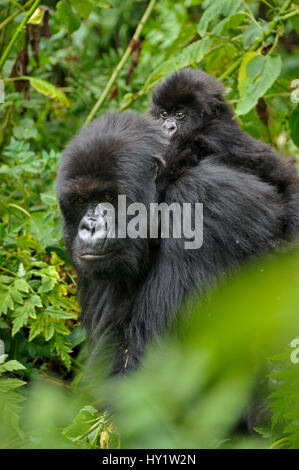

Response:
(78, 215), (107, 249)
(162, 120), (177, 137)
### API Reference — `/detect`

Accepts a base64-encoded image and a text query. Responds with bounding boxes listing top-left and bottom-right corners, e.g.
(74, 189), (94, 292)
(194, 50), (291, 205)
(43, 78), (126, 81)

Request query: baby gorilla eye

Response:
(175, 111), (185, 119)
(102, 194), (112, 203)
(160, 111), (169, 119)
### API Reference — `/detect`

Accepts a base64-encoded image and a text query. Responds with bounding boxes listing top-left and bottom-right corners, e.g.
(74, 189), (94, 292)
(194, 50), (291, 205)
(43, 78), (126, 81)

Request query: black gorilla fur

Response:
(58, 112), (297, 375)
(150, 67), (299, 238)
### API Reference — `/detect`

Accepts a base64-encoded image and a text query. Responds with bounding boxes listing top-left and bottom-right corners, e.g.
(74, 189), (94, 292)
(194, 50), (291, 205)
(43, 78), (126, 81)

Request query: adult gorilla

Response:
(57, 113), (289, 375)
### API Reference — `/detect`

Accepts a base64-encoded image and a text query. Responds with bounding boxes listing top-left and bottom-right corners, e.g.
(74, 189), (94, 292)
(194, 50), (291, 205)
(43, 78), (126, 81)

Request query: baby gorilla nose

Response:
(162, 118), (177, 137)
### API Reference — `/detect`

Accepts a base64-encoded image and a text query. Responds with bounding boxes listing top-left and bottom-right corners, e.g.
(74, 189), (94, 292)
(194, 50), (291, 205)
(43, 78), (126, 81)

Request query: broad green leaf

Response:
(198, 0), (242, 36)
(144, 37), (211, 92)
(56, 0), (81, 34)
(238, 51), (259, 95)
(40, 193), (58, 206)
(236, 54), (282, 116)
(242, 23), (264, 49)
(70, 0), (92, 19)
(20, 76), (70, 107)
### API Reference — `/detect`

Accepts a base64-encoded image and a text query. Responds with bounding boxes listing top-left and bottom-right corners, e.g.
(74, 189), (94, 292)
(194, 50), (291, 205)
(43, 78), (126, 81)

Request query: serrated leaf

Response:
(0, 291), (14, 315)
(17, 263), (26, 278)
(14, 279), (29, 293)
(39, 276), (57, 293)
(0, 360), (26, 373)
(46, 307), (76, 319)
(0, 378), (26, 392)
(12, 305), (30, 336)
(44, 323), (55, 341)
(28, 321), (43, 342)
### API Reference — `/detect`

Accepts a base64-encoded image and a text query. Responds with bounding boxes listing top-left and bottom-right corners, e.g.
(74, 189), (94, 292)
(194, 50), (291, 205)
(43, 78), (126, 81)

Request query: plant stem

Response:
(84, 0), (158, 125)
(0, 0), (40, 74)
(219, 58), (242, 80)
(279, 8), (299, 21)
(269, 437), (288, 449)
(0, 0), (34, 32)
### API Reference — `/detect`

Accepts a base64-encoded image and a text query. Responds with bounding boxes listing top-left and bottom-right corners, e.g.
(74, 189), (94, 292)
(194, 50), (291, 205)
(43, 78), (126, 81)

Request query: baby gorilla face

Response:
(152, 105), (200, 139)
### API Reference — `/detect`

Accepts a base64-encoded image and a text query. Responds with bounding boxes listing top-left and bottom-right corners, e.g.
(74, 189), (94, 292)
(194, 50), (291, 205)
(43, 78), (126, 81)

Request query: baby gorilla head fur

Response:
(150, 67), (234, 138)
(57, 113), (166, 281)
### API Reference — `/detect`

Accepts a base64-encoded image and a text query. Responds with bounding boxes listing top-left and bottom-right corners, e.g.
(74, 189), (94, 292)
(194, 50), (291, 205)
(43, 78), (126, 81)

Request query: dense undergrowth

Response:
(0, 0), (299, 449)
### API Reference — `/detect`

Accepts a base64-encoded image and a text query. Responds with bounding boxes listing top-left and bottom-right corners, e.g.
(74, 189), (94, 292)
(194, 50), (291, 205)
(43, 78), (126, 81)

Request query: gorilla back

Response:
(58, 112), (287, 374)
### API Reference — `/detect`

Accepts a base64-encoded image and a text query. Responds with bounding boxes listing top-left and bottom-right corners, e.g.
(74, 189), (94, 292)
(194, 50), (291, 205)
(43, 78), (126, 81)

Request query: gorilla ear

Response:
(153, 154), (166, 181)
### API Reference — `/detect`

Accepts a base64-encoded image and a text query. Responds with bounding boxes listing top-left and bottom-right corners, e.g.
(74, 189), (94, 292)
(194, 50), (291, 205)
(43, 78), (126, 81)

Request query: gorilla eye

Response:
(160, 111), (169, 119)
(102, 194), (112, 203)
(175, 111), (185, 119)
(76, 196), (87, 205)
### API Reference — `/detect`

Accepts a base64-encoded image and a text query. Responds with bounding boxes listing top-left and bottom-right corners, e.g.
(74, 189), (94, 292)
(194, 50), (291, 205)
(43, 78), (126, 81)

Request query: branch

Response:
(0, 0), (40, 73)
(84, 0), (158, 126)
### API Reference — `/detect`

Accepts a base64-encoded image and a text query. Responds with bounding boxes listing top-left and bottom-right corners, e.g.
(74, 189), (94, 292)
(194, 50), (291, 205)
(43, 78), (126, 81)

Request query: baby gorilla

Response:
(58, 112), (290, 375)
(150, 67), (299, 239)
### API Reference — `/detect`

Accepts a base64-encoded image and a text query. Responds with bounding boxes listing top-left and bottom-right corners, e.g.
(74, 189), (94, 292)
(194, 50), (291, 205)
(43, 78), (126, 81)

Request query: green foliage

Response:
(0, 0), (298, 450)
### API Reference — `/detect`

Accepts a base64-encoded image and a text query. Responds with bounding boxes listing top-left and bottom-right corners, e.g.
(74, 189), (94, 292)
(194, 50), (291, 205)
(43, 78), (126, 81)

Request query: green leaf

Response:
(40, 193), (57, 206)
(44, 323), (55, 341)
(238, 51), (259, 95)
(46, 307), (76, 320)
(0, 291), (14, 315)
(144, 37), (211, 92)
(236, 54), (282, 116)
(39, 277), (57, 293)
(12, 303), (34, 336)
(13, 118), (38, 140)
(21, 76), (70, 107)
(0, 378), (26, 392)
(14, 279), (29, 293)
(56, 0), (81, 34)
(242, 23), (264, 49)
(198, 0), (242, 36)
(17, 263), (26, 278)
(289, 109), (299, 148)
(70, 0), (92, 19)
(0, 360), (26, 374)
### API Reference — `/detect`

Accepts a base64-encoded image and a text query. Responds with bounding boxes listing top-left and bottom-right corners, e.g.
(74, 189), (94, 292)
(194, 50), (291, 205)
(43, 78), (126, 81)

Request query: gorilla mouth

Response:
(80, 252), (112, 260)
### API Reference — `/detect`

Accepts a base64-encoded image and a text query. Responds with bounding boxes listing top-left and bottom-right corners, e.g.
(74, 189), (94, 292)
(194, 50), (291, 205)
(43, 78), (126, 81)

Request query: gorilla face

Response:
(150, 67), (233, 138)
(154, 105), (202, 138)
(57, 113), (166, 280)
